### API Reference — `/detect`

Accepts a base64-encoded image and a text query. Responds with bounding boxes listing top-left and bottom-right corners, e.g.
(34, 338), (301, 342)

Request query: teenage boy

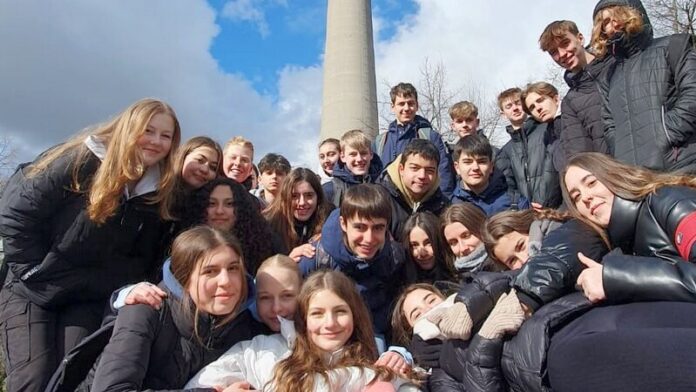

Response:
(373, 82), (455, 197)
(540, 20), (611, 165)
(323, 129), (383, 208)
(298, 184), (407, 342)
(497, 88), (527, 132)
(378, 139), (450, 241)
(498, 82), (562, 209)
(251, 153), (291, 208)
(448, 100), (499, 158)
(451, 134), (528, 215)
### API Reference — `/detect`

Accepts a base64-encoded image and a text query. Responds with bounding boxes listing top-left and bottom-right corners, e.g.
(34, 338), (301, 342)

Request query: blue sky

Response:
(0, 0), (599, 170)
(207, 0), (419, 96)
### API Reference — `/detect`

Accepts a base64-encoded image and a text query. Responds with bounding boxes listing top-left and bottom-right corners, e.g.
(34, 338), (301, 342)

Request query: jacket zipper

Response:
(661, 105), (679, 162)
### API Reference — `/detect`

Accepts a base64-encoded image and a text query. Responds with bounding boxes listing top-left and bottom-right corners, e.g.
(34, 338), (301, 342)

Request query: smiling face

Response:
(137, 113), (175, 168)
(493, 231), (530, 270)
(391, 94), (419, 125)
(292, 180), (318, 222)
(340, 214), (387, 260)
(524, 92), (559, 123)
(206, 185), (236, 231)
(306, 289), (354, 354)
(223, 144), (253, 183)
(256, 266), (301, 332)
(398, 154), (437, 197)
(548, 31), (589, 72)
(444, 222), (482, 257)
(408, 226), (436, 270)
(187, 245), (244, 316)
(181, 146), (219, 189)
(340, 145), (372, 176)
(565, 165), (615, 228)
(402, 288), (444, 328)
(319, 143), (340, 175)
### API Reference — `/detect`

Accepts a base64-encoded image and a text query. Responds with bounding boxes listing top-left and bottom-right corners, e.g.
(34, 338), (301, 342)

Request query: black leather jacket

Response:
(602, 186), (696, 303)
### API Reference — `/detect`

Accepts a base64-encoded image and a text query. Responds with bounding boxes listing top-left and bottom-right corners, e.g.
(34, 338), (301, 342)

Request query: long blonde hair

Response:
(270, 270), (396, 392)
(591, 5), (645, 58)
(561, 152), (696, 244)
(27, 98), (181, 224)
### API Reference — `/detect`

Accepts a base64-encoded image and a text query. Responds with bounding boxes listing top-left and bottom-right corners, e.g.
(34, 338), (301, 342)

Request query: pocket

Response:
(0, 300), (30, 368)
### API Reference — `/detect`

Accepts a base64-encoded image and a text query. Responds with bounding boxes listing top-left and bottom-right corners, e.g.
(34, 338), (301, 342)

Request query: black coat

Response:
(91, 284), (264, 391)
(496, 119), (562, 208)
(378, 172), (450, 242)
(560, 55), (613, 163)
(598, 0), (696, 172)
(0, 148), (168, 308)
(513, 219), (609, 312)
(602, 186), (696, 303)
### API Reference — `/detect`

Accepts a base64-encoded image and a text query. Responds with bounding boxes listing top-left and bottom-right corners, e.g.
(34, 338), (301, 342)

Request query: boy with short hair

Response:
(298, 184), (407, 339)
(323, 129), (383, 208)
(378, 139), (450, 241)
(251, 153), (291, 208)
(497, 88), (527, 132)
(497, 82), (562, 209)
(373, 82), (455, 197)
(451, 134), (528, 215)
(539, 20), (611, 165)
(448, 100), (498, 157)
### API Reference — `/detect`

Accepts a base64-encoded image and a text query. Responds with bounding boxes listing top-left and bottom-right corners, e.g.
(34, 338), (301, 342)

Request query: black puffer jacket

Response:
(496, 119), (562, 208)
(596, 0), (696, 173)
(0, 147), (168, 308)
(501, 292), (594, 392)
(602, 185), (696, 303)
(513, 219), (609, 312)
(90, 269), (264, 391)
(560, 54), (613, 161)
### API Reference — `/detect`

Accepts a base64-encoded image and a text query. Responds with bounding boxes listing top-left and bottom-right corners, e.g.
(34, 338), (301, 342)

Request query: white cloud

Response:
(222, 0), (270, 38)
(0, 0), (601, 173)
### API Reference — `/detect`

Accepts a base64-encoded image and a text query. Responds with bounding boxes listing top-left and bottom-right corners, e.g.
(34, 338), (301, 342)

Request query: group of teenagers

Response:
(2, 0), (696, 390)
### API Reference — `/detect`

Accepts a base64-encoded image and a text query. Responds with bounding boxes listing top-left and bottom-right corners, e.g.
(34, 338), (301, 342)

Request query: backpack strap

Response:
(375, 132), (388, 159)
(314, 243), (335, 271)
(417, 127), (432, 141)
(330, 178), (347, 208)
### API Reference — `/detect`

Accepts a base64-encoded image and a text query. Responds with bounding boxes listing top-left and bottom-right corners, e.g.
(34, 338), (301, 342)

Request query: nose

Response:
(298, 195), (306, 206)
(215, 203), (225, 214)
(272, 298), (281, 314)
(581, 191), (592, 204)
(218, 269), (231, 286)
(471, 161), (480, 170)
(458, 239), (470, 256)
(324, 313), (338, 328)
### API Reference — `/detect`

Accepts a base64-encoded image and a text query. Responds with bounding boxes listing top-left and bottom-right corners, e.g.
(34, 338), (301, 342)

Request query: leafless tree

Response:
(0, 136), (17, 191)
(646, 0), (696, 40)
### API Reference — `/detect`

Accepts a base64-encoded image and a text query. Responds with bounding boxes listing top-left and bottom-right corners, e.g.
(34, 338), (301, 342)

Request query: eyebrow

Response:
(568, 174), (593, 195)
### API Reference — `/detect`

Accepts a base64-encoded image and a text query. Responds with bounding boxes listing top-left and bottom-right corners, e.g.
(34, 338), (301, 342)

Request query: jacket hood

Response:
(453, 168), (507, 202)
(593, 0), (653, 55)
(384, 156), (441, 209)
(330, 154), (383, 185)
(320, 209), (393, 269)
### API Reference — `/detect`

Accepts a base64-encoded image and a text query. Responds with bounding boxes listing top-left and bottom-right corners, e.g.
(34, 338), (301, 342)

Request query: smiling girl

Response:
(90, 227), (263, 391)
(402, 212), (456, 284)
(0, 98), (180, 390)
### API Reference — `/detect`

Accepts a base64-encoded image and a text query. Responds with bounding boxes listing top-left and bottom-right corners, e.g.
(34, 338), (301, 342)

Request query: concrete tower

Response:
(319, 0), (378, 141)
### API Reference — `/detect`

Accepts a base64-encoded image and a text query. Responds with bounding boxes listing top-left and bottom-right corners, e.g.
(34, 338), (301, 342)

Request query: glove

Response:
(426, 301), (473, 341)
(477, 289), (525, 340)
(408, 334), (442, 369)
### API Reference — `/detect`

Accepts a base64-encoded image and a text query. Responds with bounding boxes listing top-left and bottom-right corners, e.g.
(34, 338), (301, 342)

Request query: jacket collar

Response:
(330, 154), (384, 185)
(607, 195), (642, 252)
(453, 169), (506, 202)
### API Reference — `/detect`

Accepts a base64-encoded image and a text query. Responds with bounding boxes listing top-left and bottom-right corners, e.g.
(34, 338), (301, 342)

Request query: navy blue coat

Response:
(450, 169), (529, 216)
(372, 115), (455, 197)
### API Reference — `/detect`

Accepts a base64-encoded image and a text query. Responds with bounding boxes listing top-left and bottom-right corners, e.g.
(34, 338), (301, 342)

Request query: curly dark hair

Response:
(185, 177), (284, 274)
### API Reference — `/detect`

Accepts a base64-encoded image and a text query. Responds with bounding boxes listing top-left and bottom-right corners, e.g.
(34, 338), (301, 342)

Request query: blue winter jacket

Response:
(298, 209), (407, 335)
(450, 169), (529, 216)
(322, 154), (383, 208)
(373, 115), (455, 197)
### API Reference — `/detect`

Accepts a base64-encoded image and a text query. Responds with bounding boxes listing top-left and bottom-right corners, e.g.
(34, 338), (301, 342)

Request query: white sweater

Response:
(185, 319), (421, 391)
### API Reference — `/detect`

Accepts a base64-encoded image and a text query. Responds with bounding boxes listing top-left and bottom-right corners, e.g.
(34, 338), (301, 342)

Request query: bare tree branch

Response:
(0, 136), (17, 190)
(646, 0), (696, 43)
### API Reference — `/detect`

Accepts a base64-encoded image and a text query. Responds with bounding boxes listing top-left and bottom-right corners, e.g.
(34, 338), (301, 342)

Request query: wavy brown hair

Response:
(591, 5), (645, 58)
(270, 270), (398, 392)
(561, 152), (696, 246)
(263, 168), (332, 250)
(402, 212), (456, 278)
(482, 209), (570, 263)
(26, 98), (181, 224)
(390, 283), (445, 347)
